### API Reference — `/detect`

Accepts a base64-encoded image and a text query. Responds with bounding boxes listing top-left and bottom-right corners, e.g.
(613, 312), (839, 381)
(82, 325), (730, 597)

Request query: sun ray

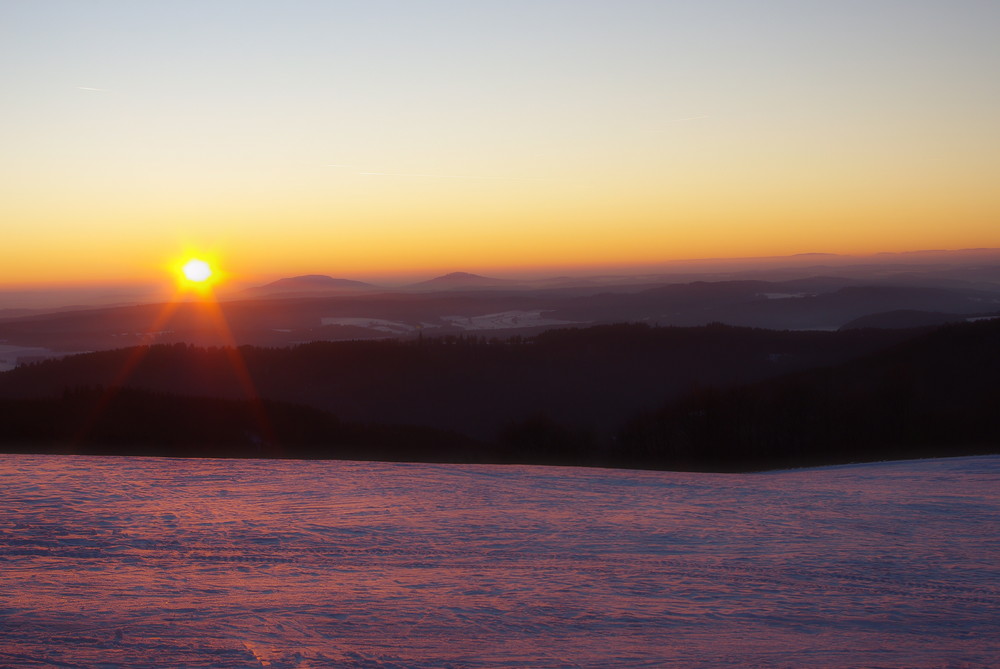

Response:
(72, 256), (274, 450)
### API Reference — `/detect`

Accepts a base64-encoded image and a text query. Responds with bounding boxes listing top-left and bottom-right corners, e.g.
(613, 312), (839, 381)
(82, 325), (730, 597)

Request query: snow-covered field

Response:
(1, 454), (997, 668)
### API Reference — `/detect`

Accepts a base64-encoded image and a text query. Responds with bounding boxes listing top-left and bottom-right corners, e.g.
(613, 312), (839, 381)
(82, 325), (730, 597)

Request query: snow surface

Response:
(1, 454), (998, 668)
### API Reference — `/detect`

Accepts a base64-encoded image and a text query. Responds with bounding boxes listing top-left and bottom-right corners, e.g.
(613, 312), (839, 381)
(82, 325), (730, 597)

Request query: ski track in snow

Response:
(0, 454), (998, 668)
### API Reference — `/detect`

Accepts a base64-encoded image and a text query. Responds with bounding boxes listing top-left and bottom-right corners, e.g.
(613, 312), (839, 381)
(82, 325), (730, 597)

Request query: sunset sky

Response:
(2, 1), (998, 286)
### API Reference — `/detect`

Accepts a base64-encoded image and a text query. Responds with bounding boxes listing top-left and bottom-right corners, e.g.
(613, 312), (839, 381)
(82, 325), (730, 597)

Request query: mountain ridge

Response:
(244, 275), (376, 296)
(405, 272), (510, 290)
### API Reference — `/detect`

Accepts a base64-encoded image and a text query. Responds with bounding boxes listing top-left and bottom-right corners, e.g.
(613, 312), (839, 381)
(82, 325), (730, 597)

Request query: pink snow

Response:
(0, 454), (997, 668)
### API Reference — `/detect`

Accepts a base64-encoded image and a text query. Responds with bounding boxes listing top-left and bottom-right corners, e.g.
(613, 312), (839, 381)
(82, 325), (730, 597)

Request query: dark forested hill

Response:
(1, 320), (996, 470)
(617, 318), (1000, 469)
(0, 387), (482, 462)
(0, 323), (914, 440)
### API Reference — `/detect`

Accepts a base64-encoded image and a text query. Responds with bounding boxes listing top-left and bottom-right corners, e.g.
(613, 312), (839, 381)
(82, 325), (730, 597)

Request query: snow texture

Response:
(0, 454), (998, 668)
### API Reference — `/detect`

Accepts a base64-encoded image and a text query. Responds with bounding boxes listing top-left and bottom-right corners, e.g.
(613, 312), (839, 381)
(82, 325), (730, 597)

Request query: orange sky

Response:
(2, 2), (998, 287)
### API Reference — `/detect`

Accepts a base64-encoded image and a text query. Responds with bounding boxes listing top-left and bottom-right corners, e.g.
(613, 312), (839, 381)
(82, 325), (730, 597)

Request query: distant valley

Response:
(2, 255), (1000, 356)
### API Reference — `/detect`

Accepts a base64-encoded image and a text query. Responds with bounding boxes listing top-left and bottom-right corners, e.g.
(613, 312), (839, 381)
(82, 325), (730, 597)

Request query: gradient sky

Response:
(2, 1), (998, 286)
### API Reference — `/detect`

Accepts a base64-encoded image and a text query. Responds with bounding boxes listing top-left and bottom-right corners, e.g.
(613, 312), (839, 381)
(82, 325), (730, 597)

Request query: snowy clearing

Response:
(0, 454), (997, 668)
(0, 344), (65, 372)
(440, 310), (583, 331)
(319, 317), (418, 334)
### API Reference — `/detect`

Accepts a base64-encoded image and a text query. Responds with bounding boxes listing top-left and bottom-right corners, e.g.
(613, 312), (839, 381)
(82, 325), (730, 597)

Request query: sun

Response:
(169, 252), (226, 295)
(182, 258), (213, 283)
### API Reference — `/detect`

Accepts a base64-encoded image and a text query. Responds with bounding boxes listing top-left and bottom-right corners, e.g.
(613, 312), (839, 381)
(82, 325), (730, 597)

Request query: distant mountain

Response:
(244, 275), (376, 296)
(0, 308), (35, 319)
(406, 272), (510, 291)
